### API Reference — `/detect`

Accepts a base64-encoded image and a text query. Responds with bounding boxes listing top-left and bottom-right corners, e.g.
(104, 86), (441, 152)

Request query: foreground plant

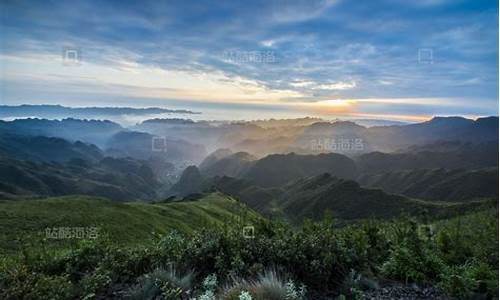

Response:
(128, 266), (194, 300)
(222, 269), (306, 300)
(0, 209), (497, 299)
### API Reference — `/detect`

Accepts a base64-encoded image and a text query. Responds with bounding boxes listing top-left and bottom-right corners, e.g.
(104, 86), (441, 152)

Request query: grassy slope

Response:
(277, 174), (498, 223)
(0, 192), (260, 255)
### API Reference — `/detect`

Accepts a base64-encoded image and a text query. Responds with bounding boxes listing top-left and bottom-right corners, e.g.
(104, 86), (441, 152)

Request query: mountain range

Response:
(0, 115), (497, 223)
(0, 104), (197, 119)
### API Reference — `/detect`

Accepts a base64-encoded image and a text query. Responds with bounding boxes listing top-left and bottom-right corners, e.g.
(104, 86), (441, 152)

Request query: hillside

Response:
(355, 141), (498, 174)
(0, 192), (260, 254)
(209, 173), (497, 223)
(212, 176), (283, 215)
(0, 133), (103, 163)
(366, 116), (499, 151)
(170, 163), (498, 222)
(0, 118), (123, 147)
(106, 130), (207, 164)
(242, 152), (357, 187)
(199, 148), (234, 170)
(200, 151), (256, 177)
(0, 156), (160, 201)
(358, 168), (499, 202)
(169, 165), (207, 196)
(293, 116), (499, 154)
(278, 173), (496, 222)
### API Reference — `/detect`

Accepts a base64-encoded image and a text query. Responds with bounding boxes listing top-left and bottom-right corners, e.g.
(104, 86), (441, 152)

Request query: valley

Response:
(0, 113), (498, 299)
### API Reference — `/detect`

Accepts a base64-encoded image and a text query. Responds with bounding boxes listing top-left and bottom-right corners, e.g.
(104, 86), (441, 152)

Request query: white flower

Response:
(239, 290), (253, 300)
(203, 274), (217, 290)
(285, 280), (298, 299)
(197, 290), (215, 300)
(285, 280), (306, 299)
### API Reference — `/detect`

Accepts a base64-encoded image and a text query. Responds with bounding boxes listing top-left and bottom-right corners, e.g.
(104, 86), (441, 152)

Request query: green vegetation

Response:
(0, 192), (260, 255)
(0, 198), (497, 299)
(358, 167), (499, 202)
(215, 172), (497, 224)
(0, 155), (161, 201)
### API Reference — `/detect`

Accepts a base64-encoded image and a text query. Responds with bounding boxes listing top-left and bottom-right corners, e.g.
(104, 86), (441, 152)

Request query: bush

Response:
(0, 265), (74, 300)
(381, 218), (445, 283)
(80, 268), (112, 299)
(438, 261), (499, 298)
(1, 209), (497, 299)
(127, 266), (194, 300)
(222, 270), (306, 300)
(438, 264), (475, 298)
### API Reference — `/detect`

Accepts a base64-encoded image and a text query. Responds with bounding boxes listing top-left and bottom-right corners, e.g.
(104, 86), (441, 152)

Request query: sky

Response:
(0, 0), (498, 121)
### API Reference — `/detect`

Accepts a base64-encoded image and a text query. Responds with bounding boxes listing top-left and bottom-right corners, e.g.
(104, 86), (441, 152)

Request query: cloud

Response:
(0, 0), (497, 120)
(290, 81), (316, 88)
(313, 81), (357, 90)
(268, 0), (338, 23)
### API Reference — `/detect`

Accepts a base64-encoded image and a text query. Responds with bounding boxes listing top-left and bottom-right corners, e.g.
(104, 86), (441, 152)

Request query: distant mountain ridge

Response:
(106, 130), (207, 164)
(0, 118), (123, 147)
(2, 115), (496, 159)
(199, 150), (257, 178)
(170, 166), (206, 196)
(170, 168), (495, 222)
(278, 173), (434, 221)
(0, 104), (198, 118)
(0, 133), (103, 163)
(355, 141), (498, 174)
(198, 140), (498, 187)
(0, 115), (498, 206)
(0, 156), (160, 201)
(358, 168), (499, 202)
(296, 116), (498, 154)
(243, 152), (357, 187)
(198, 150), (359, 188)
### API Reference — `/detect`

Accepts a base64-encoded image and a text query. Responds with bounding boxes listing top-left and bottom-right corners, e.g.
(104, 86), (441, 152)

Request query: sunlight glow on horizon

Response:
(1, 51), (497, 123)
(1, 0), (497, 123)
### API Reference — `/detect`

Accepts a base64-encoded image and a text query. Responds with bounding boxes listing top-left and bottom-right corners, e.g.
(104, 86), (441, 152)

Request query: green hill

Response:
(355, 141), (498, 174)
(242, 152), (357, 187)
(279, 173), (496, 222)
(0, 133), (103, 163)
(0, 156), (160, 201)
(357, 167), (499, 202)
(0, 192), (261, 255)
(200, 151), (256, 178)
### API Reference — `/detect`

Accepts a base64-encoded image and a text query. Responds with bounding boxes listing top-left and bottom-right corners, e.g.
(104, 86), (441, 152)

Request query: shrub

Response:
(127, 266), (194, 300)
(438, 261), (499, 298)
(0, 265), (74, 300)
(1, 209), (497, 299)
(80, 268), (112, 299)
(222, 270), (306, 300)
(381, 218), (445, 283)
(190, 274), (218, 300)
(437, 265), (475, 298)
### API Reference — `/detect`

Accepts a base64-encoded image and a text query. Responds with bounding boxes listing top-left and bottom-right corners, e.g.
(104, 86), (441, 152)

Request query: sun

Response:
(319, 99), (356, 107)
(309, 99), (357, 115)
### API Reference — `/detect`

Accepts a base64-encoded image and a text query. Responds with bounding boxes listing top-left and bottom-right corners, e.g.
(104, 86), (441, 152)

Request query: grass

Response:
(0, 192), (261, 255)
(0, 204), (496, 299)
